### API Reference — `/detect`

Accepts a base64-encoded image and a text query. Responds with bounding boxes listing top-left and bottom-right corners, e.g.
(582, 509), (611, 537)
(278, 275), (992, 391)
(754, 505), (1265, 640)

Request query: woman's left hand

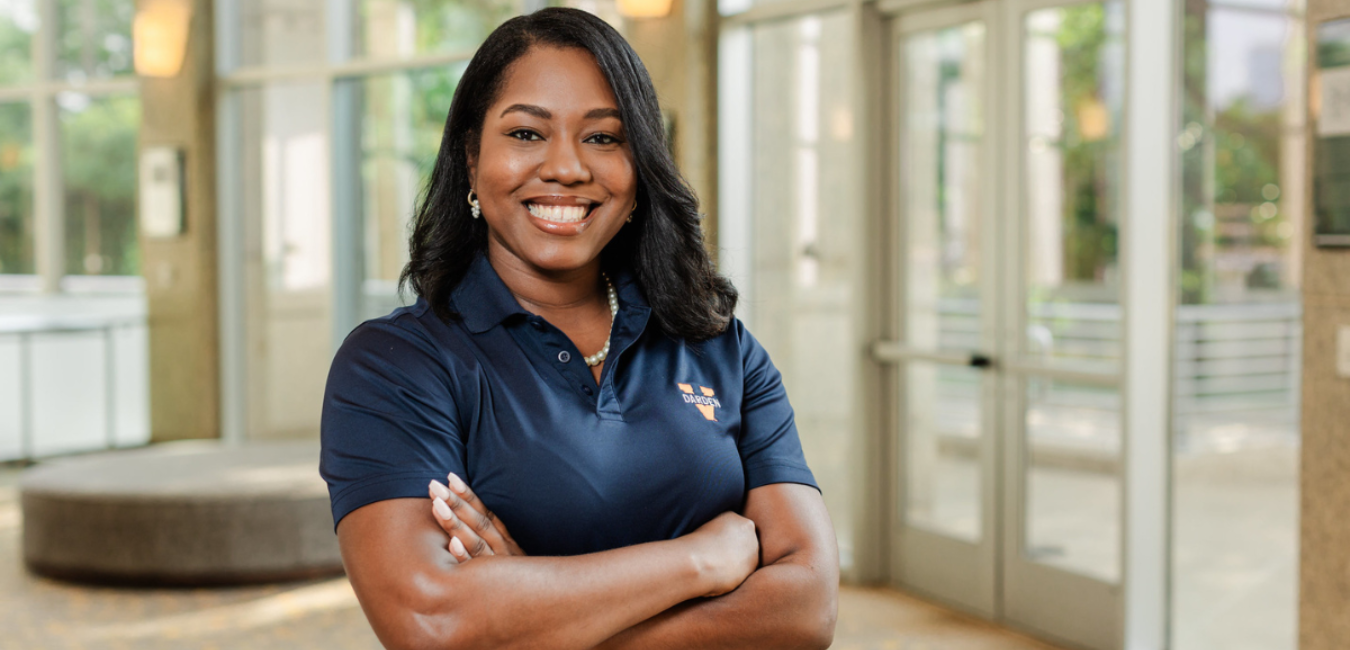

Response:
(429, 473), (527, 562)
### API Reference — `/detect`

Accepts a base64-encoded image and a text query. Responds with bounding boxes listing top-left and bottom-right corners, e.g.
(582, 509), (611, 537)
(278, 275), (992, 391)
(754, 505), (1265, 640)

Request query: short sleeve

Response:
(319, 319), (468, 530)
(734, 319), (821, 494)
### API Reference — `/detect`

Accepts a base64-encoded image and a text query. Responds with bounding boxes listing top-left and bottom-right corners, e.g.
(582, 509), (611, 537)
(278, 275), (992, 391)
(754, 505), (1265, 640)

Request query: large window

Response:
(217, 0), (621, 440)
(0, 0), (139, 290)
(1172, 0), (1304, 647)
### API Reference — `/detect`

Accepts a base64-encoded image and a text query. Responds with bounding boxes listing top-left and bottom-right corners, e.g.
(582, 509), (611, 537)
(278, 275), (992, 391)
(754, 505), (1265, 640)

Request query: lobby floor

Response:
(0, 466), (1058, 650)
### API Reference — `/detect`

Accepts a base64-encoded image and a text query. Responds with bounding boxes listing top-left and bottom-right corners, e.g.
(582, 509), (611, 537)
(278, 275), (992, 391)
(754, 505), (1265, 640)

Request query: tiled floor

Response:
(0, 465), (1059, 650)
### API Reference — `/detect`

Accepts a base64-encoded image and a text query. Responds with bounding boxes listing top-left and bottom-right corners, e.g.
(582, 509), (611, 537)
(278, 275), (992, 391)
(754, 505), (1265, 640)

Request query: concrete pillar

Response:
(624, 0), (720, 253)
(136, 0), (219, 442)
(1300, 3), (1350, 647)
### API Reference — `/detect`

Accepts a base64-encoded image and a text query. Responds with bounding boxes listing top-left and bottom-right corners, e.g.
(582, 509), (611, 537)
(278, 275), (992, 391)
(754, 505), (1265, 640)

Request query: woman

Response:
(320, 7), (838, 649)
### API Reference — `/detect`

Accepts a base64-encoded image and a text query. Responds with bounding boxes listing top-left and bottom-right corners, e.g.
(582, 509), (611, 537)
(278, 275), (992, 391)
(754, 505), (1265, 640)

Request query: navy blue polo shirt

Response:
(319, 253), (818, 557)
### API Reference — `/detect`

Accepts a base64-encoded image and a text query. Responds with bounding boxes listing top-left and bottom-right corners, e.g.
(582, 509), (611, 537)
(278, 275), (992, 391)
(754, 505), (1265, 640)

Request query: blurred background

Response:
(0, 0), (1345, 648)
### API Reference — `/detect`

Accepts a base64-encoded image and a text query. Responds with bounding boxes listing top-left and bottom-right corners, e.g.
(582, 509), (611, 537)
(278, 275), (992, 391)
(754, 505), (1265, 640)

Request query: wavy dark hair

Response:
(399, 7), (736, 342)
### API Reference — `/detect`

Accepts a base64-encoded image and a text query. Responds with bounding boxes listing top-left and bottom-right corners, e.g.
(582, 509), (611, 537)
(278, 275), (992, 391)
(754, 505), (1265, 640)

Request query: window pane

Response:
(746, 11), (860, 570)
(55, 0), (135, 81)
(352, 0), (521, 60)
(903, 23), (985, 354)
(338, 65), (464, 319)
(239, 0), (326, 68)
(59, 92), (139, 277)
(1023, 3), (1125, 375)
(1024, 380), (1121, 583)
(0, 0), (37, 84)
(237, 81), (333, 437)
(904, 362), (983, 541)
(0, 102), (34, 274)
(1173, 6), (1303, 650)
(898, 22), (987, 544)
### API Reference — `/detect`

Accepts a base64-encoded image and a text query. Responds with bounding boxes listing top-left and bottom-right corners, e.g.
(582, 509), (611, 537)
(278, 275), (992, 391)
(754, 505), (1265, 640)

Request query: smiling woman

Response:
(319, 8), (839, 650)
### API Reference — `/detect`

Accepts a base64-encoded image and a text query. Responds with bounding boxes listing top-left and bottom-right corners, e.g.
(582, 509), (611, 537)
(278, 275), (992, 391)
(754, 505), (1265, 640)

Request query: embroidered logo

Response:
(678, 383), (721, 421)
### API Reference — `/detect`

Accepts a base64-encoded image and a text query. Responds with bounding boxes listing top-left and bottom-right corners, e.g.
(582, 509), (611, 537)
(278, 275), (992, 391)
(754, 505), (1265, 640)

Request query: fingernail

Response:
(429, 480), (452, 501)
(447, 473), (468, 494)
(450, 535), (467, 557)
(433, 497), (453, 521)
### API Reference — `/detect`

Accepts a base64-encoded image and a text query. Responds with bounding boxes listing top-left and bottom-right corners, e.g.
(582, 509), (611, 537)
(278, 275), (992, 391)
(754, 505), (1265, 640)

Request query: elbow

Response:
(798, 601), (838, 650)
(372, 608), (468, 650)
(377, 609), (480, 650)
(365, 575), (480, 650)
(794, 571), (838, 650)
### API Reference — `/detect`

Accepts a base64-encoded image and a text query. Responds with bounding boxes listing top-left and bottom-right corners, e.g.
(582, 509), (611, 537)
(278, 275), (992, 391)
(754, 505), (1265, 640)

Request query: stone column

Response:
(136, 0), (219, 442)
(1301, 2), (1350, 646)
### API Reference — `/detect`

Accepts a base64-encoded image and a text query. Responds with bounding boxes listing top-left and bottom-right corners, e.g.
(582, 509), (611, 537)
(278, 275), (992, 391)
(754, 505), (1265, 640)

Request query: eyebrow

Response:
(499, 104), (623, 122)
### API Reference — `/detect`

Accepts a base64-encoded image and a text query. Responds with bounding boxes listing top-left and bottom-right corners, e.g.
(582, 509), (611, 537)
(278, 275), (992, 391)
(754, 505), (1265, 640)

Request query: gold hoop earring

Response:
(468, 190), (481, 219)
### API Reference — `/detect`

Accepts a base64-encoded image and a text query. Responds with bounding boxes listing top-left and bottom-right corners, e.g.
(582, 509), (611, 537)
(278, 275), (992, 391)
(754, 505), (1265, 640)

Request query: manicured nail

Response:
(447, 473), (468, 494)
(429, 480), (452, 501)
(450, 536), (467, 557)
(433, 497), (453, 521)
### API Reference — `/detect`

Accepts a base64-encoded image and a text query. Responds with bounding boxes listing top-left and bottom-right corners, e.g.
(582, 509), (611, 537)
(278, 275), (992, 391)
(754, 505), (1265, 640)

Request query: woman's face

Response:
(469, 45), (637, 275)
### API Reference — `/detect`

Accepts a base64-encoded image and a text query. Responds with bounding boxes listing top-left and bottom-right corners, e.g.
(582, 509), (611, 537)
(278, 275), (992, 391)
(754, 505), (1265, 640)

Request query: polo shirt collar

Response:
(451, 253), (650, 334)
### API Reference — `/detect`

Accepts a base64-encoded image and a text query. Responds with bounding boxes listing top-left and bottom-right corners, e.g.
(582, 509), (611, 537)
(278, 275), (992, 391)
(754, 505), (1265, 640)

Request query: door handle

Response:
(969, 353), (993, 369)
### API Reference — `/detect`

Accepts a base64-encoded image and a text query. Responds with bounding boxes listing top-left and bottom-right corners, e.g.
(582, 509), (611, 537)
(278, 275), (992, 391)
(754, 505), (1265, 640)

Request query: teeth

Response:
(527, 203), (590, 223)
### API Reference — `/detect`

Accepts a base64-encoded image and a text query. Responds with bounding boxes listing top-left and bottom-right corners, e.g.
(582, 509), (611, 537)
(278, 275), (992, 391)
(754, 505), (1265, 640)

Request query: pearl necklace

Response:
(584, 274), (619, 367)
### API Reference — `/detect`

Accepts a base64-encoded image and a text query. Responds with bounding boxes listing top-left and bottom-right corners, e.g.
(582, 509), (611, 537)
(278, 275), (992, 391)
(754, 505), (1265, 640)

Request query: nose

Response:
(538, 136), (591, 186)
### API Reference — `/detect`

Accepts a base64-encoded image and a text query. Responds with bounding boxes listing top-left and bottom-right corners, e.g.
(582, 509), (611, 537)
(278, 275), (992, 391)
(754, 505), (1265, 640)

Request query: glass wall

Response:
(0, 101), (34, 275)
(0, 0), (139, 288)
(721, 10), (863, 572)
(0, 0), (148, 462)
(218, 0), (621, 439)
(899, 22), (986, 543)
(1172, 0), (1304, 647)
(1019, 1), (1125, 584)
(338, 65), (467, 320)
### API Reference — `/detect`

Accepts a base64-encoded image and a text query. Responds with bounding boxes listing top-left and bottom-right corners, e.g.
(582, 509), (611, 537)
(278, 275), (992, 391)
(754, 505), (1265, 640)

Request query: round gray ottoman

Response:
(20, 440), (343, 585)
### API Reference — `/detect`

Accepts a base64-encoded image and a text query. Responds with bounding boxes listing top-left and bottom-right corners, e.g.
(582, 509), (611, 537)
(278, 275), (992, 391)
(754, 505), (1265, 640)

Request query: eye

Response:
(508, 129), (543, 142)
(585, 133), (622, 146)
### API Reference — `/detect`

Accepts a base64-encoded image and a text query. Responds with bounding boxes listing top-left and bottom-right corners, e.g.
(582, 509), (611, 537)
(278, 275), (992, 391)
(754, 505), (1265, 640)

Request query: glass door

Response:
(884, 0), (1126, 646)
(885, 1), (1000, 619)
(1000, 0), (1124, 646)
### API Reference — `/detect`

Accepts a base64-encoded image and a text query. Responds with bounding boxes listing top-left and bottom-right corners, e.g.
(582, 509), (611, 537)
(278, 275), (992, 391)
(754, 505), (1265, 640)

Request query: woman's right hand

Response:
(686, 511), (761, 598)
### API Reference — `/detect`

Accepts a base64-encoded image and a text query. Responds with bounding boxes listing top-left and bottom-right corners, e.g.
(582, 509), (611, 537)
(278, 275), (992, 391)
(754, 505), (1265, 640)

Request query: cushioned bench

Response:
(20, 440), (343, 585)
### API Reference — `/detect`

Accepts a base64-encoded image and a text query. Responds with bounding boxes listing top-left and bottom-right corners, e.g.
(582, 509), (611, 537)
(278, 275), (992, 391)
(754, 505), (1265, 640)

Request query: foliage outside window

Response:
(1179, 1), (1303, 305)
(0, 0), (140, 285)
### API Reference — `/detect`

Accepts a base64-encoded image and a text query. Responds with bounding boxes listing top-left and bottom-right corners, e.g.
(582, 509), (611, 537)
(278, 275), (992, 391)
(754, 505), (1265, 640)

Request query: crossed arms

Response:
(336, 481), (839, 650)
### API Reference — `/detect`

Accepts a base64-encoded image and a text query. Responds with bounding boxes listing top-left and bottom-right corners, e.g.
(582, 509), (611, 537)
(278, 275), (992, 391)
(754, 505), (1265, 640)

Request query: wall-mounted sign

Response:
(139, 147), (184, 239)
(1315, 19), (1350, 247)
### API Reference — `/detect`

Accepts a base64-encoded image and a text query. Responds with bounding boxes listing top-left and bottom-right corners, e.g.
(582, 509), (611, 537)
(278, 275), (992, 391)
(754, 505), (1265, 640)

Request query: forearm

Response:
(348, 525), (708, 650)
(452, 542), (705, 648)
(593, 554), (837, 650)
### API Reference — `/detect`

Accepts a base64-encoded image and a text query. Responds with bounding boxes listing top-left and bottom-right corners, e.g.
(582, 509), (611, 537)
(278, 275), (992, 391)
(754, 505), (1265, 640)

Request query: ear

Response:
(465, 139), (478, 191)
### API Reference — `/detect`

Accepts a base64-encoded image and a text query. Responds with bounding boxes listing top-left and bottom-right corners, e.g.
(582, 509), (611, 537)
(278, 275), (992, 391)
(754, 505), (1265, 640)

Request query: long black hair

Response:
(399, 7), (736, 342)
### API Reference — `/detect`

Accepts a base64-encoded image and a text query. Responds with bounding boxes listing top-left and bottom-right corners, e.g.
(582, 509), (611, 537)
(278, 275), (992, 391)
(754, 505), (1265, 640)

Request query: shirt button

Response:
(531, 319), (545, 331)
(582, 385), (593, 395)
(558, 351), (571, 363)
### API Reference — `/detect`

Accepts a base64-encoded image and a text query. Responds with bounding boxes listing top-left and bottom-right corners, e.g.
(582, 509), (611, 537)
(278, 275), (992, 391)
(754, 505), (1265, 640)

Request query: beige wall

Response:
(624, 0), (721, 252)
(137, 0), (219, 442)
(1301, 4), (1350, 647)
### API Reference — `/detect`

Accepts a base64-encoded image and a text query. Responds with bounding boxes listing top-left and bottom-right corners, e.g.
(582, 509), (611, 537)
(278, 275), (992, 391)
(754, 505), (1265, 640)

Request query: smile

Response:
(526, 203), (593, 223)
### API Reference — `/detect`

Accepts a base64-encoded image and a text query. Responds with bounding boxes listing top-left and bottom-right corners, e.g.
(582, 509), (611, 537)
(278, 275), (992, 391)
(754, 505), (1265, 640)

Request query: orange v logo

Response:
(678, 383), (720, 421)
